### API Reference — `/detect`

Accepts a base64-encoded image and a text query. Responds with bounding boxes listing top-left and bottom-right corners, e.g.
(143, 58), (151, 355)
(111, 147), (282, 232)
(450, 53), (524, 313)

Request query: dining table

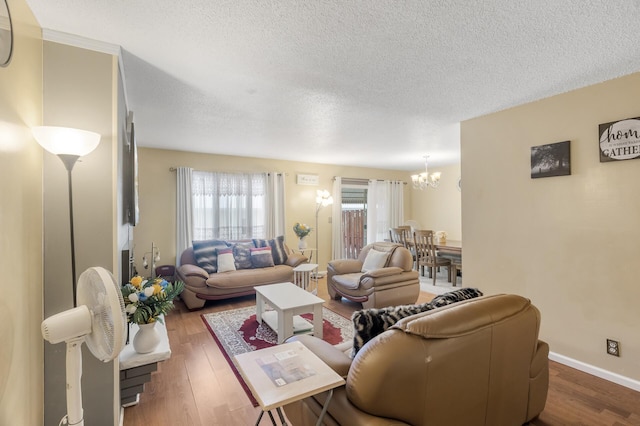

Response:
(434, 240), (462, 257)
(435, 240), (462, 285)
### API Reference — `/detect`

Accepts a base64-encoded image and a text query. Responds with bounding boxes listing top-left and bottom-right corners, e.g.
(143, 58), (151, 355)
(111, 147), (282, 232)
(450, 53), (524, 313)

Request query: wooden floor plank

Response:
(123, 277), (640, 425)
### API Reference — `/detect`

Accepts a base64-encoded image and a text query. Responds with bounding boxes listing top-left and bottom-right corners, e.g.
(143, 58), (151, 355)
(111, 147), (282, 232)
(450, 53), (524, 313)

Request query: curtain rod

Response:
(336, 177), (407, 185)
(169, 167), (288, 176)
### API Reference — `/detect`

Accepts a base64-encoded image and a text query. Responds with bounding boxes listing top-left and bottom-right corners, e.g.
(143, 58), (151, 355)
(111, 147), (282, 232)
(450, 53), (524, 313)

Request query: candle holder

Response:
(142, 242), (160, 278)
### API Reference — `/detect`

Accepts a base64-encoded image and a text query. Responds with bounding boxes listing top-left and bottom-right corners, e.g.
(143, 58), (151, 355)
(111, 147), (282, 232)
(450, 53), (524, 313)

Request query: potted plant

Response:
(293, 222), (313, 249)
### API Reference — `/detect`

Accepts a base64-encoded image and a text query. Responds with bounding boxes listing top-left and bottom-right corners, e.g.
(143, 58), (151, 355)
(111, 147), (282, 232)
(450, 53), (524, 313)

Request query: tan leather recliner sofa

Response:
(327, 242), (420, 309)
(284, 294), (549, 425)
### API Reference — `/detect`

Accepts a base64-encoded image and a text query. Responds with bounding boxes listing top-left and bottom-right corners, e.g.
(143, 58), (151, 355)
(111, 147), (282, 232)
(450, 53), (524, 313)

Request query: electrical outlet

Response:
(606, 339), (620, 357)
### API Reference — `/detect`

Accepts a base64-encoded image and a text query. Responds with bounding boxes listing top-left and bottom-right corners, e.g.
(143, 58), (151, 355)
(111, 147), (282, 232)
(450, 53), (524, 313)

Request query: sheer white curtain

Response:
(388, 180), (404, 227)
(176, 167), (193, 265)
(331, 177), (343, 259)
(191, 171), (285, 240)
(265, 172), (286, 238)
(191, 171), (267, 240)
(366, 180), (404, 243)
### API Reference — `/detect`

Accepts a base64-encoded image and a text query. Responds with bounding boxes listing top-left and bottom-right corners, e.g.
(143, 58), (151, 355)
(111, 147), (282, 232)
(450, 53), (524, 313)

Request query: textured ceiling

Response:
(25, 0), (640, 171)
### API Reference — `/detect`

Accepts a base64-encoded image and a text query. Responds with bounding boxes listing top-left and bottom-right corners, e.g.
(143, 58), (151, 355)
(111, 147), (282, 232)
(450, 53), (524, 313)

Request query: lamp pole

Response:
(315, 204), (320, 264)
(314, 190), (333, 270)
(59, 154), (81, 305)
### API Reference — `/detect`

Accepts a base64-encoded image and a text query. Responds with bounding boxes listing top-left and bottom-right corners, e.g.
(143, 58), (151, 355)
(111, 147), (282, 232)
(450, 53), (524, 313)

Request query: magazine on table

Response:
(256, 349), (317, 387)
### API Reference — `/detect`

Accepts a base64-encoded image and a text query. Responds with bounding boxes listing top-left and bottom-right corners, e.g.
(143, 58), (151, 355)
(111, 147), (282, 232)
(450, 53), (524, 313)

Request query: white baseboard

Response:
(549, 351), (640, 392)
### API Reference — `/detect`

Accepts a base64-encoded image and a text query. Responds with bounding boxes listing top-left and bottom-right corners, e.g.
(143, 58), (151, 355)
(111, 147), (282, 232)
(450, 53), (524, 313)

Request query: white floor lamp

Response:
(315, 189), (333, 269)
(33, 126), (101, 306)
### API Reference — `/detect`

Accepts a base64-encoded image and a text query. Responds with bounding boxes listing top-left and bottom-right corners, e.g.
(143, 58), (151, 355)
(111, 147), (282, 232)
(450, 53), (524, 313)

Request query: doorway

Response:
(341, 186), (367, 258)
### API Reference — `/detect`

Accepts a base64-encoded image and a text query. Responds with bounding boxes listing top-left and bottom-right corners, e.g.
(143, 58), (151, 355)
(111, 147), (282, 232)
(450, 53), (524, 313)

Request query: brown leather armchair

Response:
(284, 294), (549, 425)
(327, 242), (420, 309)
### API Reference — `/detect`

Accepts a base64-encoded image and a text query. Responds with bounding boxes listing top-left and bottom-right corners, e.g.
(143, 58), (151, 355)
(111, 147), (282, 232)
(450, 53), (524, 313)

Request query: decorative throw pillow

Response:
(232, 243), (253, 270)
(361, 248), (390, 273)
(216, 248), (236, 273)
(429, 287), (484, 308)
(351, 288), (484, 356)
(250, 247), (275, 268)
(192, 239), (229, 274)
(270, 235), (288, 265)
(252, 238), (268, 248)
(253, 236), (288, 265)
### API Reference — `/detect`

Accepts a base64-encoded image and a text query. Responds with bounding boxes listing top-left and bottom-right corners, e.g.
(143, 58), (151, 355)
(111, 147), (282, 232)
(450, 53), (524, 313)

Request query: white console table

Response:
(119, 319), (171, 407)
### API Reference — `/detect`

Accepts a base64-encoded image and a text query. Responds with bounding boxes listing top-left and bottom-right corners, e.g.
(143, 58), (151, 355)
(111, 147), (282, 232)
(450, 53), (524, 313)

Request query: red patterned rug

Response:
(201, 305), (353, 406)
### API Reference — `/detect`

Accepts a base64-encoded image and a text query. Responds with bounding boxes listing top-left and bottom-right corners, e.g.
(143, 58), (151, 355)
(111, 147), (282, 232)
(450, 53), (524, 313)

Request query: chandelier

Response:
(411, 156), (441, 190)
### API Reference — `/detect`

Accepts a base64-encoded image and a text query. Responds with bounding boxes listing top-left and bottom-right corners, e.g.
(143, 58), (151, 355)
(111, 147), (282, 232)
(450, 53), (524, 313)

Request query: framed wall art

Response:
(531, 141), (571, 179)
(296, 174), (319, 186)
(599, 117), (640, 163)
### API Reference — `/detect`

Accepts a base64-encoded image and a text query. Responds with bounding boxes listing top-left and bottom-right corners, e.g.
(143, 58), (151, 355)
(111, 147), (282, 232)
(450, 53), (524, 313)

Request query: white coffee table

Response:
(255, 282), (324, 344)
(234, 340), (345, 425)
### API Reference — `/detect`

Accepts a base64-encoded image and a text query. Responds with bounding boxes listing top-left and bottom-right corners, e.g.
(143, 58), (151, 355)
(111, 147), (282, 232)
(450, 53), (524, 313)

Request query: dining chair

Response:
(404, 220), (420, 233)
(390, 227), (417, 269)
(413, 229), (451, 286)
(389, 227), (411, 247)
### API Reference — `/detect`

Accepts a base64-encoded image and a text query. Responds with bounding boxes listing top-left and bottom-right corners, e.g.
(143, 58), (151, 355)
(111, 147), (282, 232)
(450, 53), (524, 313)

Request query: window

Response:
(191, 171), (267, 240)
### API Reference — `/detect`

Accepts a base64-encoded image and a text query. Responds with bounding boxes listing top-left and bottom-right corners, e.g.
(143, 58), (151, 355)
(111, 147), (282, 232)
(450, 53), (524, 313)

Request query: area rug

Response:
(202, 305), (354, 406)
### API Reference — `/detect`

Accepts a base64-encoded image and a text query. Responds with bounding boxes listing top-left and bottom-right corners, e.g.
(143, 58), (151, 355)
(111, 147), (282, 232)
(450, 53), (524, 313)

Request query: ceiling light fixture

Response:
(411, 155), (441, 190)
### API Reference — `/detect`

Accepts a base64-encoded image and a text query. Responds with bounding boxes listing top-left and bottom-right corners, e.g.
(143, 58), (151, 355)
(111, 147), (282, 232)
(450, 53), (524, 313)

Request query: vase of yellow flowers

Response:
(293, 222), (312, 249)
(121, 275), (184, 353)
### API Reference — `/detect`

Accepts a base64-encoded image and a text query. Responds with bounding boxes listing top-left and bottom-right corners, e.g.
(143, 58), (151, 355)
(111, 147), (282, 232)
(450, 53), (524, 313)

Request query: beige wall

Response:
(134, 148), (412, 271)
(42, 42), (120, 425)
(462, 72), (640, 384)
(408, 163), (462, 240)
(0, 1), (43, 425)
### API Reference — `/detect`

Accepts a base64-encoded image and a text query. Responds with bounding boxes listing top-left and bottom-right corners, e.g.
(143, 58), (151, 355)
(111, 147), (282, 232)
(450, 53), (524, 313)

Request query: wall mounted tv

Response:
(123, 113), (139, 226)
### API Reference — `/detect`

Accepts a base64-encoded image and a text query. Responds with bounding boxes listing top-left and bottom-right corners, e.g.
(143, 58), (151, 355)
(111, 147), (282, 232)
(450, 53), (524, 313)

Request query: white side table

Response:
(293, 263), (319, 294)
(234, 340), (345, 425)
(119, 319), (171, 407)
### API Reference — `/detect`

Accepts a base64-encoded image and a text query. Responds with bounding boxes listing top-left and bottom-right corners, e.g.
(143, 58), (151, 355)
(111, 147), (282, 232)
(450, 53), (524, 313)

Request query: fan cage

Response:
(77, 267), (126, 361)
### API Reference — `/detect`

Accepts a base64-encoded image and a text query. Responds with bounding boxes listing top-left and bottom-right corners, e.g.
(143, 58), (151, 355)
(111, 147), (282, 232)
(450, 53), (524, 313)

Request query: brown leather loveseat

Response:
(284, 294), (549, 425)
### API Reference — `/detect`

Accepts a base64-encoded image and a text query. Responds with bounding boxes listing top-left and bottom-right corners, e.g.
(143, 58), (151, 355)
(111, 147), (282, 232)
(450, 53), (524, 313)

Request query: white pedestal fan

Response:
(42, 267), (127, 426)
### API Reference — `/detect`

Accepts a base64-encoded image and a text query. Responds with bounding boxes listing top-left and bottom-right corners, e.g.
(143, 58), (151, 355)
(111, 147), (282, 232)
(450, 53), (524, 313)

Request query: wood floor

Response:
(122, 279), (640, 425)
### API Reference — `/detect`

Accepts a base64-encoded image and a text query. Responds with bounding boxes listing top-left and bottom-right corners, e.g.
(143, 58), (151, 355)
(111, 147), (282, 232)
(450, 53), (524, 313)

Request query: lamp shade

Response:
(316, 189), (333, 207)
(32, 126), (101, 157)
